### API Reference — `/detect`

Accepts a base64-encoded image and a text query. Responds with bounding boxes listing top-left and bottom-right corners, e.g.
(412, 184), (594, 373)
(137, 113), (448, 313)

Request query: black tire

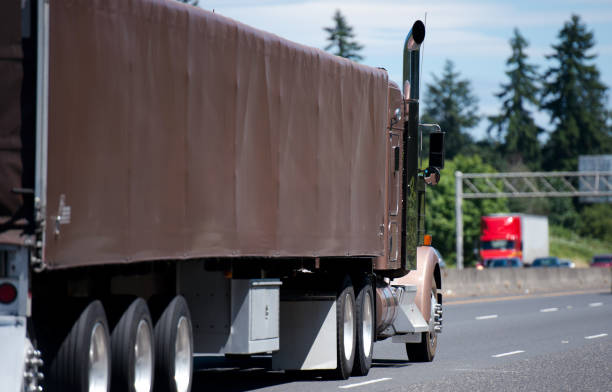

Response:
(153, 296), (193, 392)
(334, 275), (356, 380)
(352, 276), (374, 376)
(111, 298), (155, 392)
(405, 277), (438, 362)
(47, 300), (111, 392)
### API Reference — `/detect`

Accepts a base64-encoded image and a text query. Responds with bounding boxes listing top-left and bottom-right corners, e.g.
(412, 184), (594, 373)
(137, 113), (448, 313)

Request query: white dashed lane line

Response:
(475, 314), (498, 320)
(339, 378), (392, 389)
(588, 302), (603, 308)
(584, 333), (608, 340)
(492, 350), (525, 358)
(540, 307), (559, 313)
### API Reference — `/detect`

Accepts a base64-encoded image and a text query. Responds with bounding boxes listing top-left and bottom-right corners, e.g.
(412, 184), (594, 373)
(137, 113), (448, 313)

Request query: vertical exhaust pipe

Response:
(402, 20), (426, 100)
(400, 21), (425, 272)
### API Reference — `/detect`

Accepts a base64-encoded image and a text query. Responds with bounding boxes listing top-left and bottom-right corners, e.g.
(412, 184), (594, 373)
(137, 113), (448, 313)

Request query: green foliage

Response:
(323, 10), (364, 62)
(577, 203), (612, 243)
(422, 60), (480, 160)
(488, 29), (542, 170)
(550, 224), (612, 267)
(426, 155), (508, 267)
(541, 14), (612, 171)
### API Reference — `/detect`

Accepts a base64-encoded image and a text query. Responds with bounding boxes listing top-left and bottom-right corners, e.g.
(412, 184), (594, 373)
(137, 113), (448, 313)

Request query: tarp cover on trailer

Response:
(44, 0), (389, 268)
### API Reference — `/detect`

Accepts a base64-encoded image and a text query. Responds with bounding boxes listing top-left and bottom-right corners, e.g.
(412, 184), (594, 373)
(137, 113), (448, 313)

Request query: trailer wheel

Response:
(153, 296), (193, 392)
(405, 277), (438, 362)
(48, 300), (111, 392)
(334, 276), (356, 380)
(352, 277), (374, 376)
(111, 298), (155, 392)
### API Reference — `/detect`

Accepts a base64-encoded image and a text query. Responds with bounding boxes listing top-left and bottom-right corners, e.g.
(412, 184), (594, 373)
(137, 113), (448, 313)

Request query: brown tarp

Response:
(44, 0), (389, 268)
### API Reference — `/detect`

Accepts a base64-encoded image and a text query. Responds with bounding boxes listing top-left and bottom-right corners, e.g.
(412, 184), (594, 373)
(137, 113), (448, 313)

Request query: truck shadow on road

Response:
(192, 356), (332, 391)
(371, 358), (412, 368)
(191, 356), (412, 391)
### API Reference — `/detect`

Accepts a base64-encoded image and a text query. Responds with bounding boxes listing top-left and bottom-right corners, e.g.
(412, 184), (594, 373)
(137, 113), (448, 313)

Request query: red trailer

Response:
(480, 214), (549, 266)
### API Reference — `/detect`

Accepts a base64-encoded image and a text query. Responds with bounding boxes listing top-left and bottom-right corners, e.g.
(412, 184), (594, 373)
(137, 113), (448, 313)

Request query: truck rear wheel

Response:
(334, 276), (356, 380)
(153, 296), (193, 392)
(111, 298), (155, 392)
(405, 277), (438, 362)
(48, 300), (111, 392)
(352, 277), (374, 376)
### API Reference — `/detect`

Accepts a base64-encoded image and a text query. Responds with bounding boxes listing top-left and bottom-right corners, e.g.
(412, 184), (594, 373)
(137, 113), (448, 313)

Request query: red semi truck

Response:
(480, 214), (549, 266)
(1, 1), (446, 391)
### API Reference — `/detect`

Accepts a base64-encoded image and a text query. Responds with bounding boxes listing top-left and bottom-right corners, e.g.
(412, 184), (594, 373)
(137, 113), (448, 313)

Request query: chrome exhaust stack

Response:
(400, 20), (426, 273)
(402, 20), (425, 100)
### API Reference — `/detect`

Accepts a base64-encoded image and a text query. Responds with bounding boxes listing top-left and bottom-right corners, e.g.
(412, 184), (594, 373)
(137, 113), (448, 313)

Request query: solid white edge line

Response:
(492, 350), (525, 358)
(476, 314), (498, 320)
(584, 333), (608, 340)
(588, 302), (603, 307)
(540, 308), (559, 312)
(339, 378), (392, 389)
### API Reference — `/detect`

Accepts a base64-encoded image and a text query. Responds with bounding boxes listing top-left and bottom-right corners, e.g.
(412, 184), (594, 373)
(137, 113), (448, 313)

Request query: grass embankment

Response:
(550, 225), (612, 267)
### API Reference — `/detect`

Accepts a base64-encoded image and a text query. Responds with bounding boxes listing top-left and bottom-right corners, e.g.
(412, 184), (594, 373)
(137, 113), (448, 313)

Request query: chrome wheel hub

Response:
(362, 291), (373, 357)
(174, 316), (192, 392)
(134, 320), (153, 392)
(343, 293), (355, 362)
(88, 322), (109, 392)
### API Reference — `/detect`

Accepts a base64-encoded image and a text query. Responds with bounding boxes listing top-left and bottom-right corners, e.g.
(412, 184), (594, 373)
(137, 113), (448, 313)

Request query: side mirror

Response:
(429, 131), (445, 169)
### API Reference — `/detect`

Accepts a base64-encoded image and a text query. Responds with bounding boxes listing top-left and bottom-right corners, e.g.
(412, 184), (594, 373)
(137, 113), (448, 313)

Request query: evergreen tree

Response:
(488, 29), (542, 169)
(541, 15), (612, 171)
(422, 60), (480, 159)
(324, 10), (364, 62)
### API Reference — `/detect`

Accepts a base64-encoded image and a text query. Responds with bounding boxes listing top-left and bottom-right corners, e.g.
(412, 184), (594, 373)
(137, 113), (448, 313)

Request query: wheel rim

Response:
(88, 322), (109, 392)
(343, 293), (354, 362)
(174, 316), (192, 392)
(133, 320), (153, 392)
(362, 291), (373, 357)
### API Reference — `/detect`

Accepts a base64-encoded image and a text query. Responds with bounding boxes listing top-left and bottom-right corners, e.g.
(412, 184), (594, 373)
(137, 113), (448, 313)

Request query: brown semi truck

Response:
(0, 1), (445, 391)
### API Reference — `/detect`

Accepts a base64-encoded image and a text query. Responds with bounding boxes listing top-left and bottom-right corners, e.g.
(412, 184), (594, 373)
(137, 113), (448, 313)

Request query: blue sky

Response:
(200, 0), (612, 140)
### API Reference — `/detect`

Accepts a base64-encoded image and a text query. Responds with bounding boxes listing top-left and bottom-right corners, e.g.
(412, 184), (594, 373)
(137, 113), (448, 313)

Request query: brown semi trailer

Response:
(0, 0), (445, 391)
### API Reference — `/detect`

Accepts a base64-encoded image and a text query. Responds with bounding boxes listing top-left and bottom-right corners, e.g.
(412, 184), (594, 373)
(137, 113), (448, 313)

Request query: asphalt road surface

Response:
(192, 291), (612, 392)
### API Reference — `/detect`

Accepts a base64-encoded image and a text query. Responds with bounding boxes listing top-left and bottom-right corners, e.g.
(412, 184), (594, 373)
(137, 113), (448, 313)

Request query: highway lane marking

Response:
(446, 289), (608, 306)
(589, 302), (603, 307)
(475, 314), (498, 320)
(584, 333), (608, 340)
(492, 350), (525, 358)
(339, 378), (391, 389)
(540, 307), (559, 313)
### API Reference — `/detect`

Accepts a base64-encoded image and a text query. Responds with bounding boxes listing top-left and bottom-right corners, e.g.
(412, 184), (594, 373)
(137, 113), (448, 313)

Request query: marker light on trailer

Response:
(0, 283), (17, 304)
